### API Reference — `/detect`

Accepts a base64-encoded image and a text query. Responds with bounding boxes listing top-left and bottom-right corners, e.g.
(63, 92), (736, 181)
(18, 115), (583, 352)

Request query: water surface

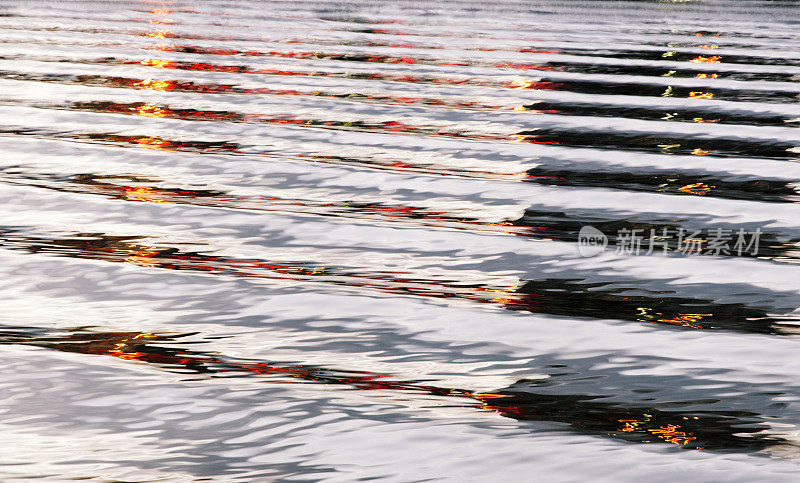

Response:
(2, 0), (800, 480)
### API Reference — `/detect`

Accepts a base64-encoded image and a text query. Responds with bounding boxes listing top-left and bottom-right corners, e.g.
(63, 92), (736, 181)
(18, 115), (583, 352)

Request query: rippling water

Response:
(2, 0), (800, 480)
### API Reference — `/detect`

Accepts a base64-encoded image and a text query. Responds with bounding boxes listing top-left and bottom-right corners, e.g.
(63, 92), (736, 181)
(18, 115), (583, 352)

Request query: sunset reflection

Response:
(134, 104), (169, 118)
(130, 136), (171, 148)
(657, 313), (712, 329)
(124, 186), (170, 203)
(140, 59), (172, 69)
(141, 30), (175, 39)
(0, 326), (781, 452)
(132, 78), (176, 90)
(688, 91), (714, 99)
(0, 230), (788, 335)
(2, 0), (796, 477)
(690, 55), (722, 63)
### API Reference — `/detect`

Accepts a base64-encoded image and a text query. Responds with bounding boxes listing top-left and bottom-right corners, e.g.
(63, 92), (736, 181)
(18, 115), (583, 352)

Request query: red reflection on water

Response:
(6, 231), (534, 310)
(496, 63), (558, 71)
(140, 30), (175, 39)
(85, 63), (520, 110)
(77, 133), (239, 152)
(73, 99), (537, 143)
(136, 43), (566, 74)
(62, 171), (526, 238)
(9, 328), (743, 449)
(132, 78), (176, 90)
(690, 55), (722, 63)
(128, 50), (567, 90)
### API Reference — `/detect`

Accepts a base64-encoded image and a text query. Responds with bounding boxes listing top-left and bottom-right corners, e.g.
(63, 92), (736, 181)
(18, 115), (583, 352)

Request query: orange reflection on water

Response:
(141, 30), (174, 39)
(471, 393), (511, 400)
(130, 47), (564, 91)
(648, 424), (697, 445)
(695, 73), (718, 79)
(135, 104), (169, 118)
(617, 418), (697, 445)
(508, 134), (531, 142)
(107, 349), (150, 360)
(657, 313), (712, 329)
(133, 78), (176, 91)
(140, 59), (172, 69)
(688, 91), (714, 99)
(690, 56), (721, 63)
(130, 136), (171, 149)
(619, 419), (638, 432)
(509, 79), (560, 90)
(507, 134), (560, 145)
(124, 186), (171, 203)
(679, 182), (713, 194)
(692, 117), (719, 123)
(122, 248), (163, 267)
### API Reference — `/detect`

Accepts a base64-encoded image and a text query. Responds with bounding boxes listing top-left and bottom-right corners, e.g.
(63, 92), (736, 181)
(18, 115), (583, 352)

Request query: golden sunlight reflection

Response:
(648, 424), (698, 445)
(122, 248), (163, 267)
(124, 186), (171, 203)
(132, 78), (175, 91)
(690, 55), (722, 63)
(130, 136), (171, 149)
(678, 182), (714, 194)
(509, 79), (560, 90)
(135, 104), (169, 118)
(512, 79), (535, 89)
(657, 313), (713, 328)
(617, 418), (697, 445)
(141, 30), (174, 39)
(140, 59), (172, 69)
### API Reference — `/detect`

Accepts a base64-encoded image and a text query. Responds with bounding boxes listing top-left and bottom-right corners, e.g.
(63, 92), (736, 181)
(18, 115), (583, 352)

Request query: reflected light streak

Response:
(7, 327), (770, 451)
(657, 313), (712, 329)
(132, 78), (175, 90)
(688, 91), (714, 99)
(690, 55), (722, 63)
(135, 104), (169, 118)
(141, 30), (174, 38)
(140, 59), (172, 68)
(124, 186), (171, 203)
